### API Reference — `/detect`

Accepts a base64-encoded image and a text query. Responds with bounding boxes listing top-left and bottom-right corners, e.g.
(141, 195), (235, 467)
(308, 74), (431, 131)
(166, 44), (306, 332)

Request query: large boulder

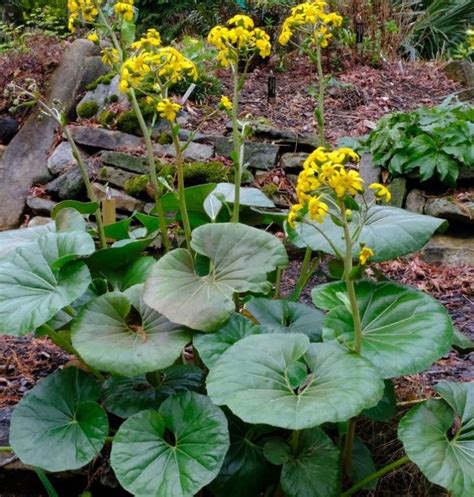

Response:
(0, 39), (108, 229)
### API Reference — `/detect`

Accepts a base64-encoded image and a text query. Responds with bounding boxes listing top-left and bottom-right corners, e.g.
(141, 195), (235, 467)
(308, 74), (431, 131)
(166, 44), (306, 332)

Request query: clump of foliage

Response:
(404, 0), (474, 59)
(3, 4), (473, 497)
(76, 100), (98, 119)
(361, 100), (473, 186)
(124, 174), (149, 197)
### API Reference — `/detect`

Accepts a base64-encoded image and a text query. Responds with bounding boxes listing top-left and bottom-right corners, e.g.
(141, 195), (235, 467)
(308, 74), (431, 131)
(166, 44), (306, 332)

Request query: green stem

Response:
(62, 126), (107, 249)
(0, 446), (13, 452)
(172, 131), (192, 250)
(290, 430), (300, 451)
(34, 468), (59, 497)
(290, 247), (313, 301)
(231, 66), (243, 223)
(340, 200), (363, 475)
(129, 89), (170, 252)
(274, 267), (283, 298)
(340, 455), (410, 497)
(314, 44), (326, 146)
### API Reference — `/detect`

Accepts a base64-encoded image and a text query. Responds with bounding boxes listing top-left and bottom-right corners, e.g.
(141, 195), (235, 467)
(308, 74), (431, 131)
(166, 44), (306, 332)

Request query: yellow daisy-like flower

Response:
(288, 203), (304, 228)
(219, 96), (233, 111)
(114, 0), (134, 21)
(101, 47), (120, 67)
(328, 169), (364, 198)
(369, 183), (391, 203)
(359, 247), (374, 265)
(228, 14), (254, 30)
(156, 99), (181, 121)
(308, 196), (329, 223)
(87, 32), (99, 43)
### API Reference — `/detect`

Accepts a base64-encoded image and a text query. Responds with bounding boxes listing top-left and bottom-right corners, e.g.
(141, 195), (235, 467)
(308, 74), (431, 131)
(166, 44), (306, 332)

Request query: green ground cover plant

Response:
(357, 100), (474, 186)
(0, 2), (473, 497)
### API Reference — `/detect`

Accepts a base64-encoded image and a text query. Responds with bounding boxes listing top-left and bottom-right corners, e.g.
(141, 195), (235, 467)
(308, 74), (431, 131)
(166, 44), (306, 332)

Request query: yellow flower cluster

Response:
(219, 96), (233, 111)
(359, 246), (374, 265)
(156, 99), (181, 121)
(114, 0), (134, 22)
(279, 1), (343, 48)
(68, 0), (99, 32)
(131, 29), (162, 50)
(102, 47), (120, 67)
(208, 15), (272, 67)
(369, 183), (391, 203)
(288, 146), (361, 227)
(119, 46), (197, 93)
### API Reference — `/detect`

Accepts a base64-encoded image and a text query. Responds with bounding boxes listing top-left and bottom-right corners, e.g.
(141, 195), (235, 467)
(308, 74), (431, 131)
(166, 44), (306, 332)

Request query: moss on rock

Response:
(116, 111), (141, 135)
(124, 175), (149, 197)
(77, 100), (99, 119)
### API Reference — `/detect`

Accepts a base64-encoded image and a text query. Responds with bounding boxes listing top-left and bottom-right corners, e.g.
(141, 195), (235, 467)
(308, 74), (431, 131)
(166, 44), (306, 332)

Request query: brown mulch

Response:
(0, 34), (65, 118)
(0, 337), (70, 408)
(188, 56), (461, 143)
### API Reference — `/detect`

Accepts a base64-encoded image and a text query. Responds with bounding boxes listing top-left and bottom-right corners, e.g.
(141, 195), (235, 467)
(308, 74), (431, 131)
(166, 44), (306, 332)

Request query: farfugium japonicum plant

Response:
(279, 1), (343, 145)
(0, 2), (472, 497)
(208, 14), (272, 222)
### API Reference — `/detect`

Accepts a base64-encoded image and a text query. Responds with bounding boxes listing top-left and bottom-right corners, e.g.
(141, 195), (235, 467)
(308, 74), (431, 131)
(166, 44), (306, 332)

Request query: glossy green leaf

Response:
(207, 334), (384, 430)
(101, 256), (155, 291)
(72, 287), (190, 376)
(0, 232), (93, 336)
(349, 436), (377, 490)
(320, 281), (454, 378)
(288, 205), (445, 262)
(103, 218), (133, 240)
(55, 207), (86, 233)
(85, 236), (156, 272)
(9, 368), (108, 472)
(398, 382), (474, 497)
(362, 380), (397, 422)
(144, 223), (288, 332)
(246, 297), (324, 342)
(204, 183), (275, 221)
(265, 428), (340, 497)
(210, 413), (278, 497)
(193, 313), (264, 368)
(51, 200), (99, 219)
(0, 223), (55, 259)
(111, 392), (229, 497)
(161, 183), (218, 228)
(452, 329), (474, 350)
(102, 365), (203, 418)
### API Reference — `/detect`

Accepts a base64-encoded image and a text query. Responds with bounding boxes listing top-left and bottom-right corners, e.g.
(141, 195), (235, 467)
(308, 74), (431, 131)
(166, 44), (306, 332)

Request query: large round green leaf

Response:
(9, 368), (108, 472)
(288, 205), (445, 262)
(264, 428), (340, 497)
(0, 222), (55, 259)
(246, 297), (324, 342)
(0, 232), (93, 336)
(111, 392), (230, 497)
(318, 281), (454, 378)
(204, 183), (275, 221)
(207, 334), (384, 430)
(398, 382), (474, 497)
(102, 365), (203, 418)
(193, 313), (265, 368)
(72, 287), (190, 376)
(210, 412), (278, 497)
(144, 223), (288, 332)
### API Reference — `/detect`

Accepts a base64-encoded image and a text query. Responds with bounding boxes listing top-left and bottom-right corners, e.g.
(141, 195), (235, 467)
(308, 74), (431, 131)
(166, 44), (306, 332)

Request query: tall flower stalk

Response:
(208, 15), (272, 223)
(288, 145), (392, 474)
(279, 1), (343, 145)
